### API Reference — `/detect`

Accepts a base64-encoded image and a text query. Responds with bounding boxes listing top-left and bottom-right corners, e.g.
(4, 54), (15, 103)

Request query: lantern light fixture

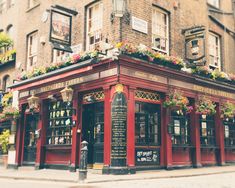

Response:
(60, 86), (74, 103)
(112, 0), (126, 17)
(27, 94), (39, 110)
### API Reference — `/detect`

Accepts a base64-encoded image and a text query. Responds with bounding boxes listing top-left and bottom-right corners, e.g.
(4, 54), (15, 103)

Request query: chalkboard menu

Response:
(135, 148), (160, 165)
(111, 93), (127, 167)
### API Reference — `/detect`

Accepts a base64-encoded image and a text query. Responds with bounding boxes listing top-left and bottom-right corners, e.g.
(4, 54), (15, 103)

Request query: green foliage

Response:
(0, 130), (10, 154)
(196, 96), (216, 115)
(221, 102), (235, 119)
(0, 33), (13, 48)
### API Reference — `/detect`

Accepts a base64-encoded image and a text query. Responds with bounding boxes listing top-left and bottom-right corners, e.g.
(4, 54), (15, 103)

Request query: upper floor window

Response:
(52, 49), (70, 64)
(86, 2), (103, 50)
(0, 0), (6, 14)
(208, 33), (221, 70)
(207, 0), (219, 8)
(7, 0), (14, 9)
(152, 7), (169, 54)
(6, 24), (13, 38)
(27, 31), (38, 70)
(2, 75), (10, 93)
(28, 0), (39, 9)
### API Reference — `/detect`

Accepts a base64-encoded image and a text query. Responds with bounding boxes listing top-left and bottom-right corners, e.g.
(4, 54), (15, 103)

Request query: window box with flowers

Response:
(163, 90), (193, 114)
(1, 92), (13, 107)
(2, 106), (20, 119)
(116, 42), (185, 71)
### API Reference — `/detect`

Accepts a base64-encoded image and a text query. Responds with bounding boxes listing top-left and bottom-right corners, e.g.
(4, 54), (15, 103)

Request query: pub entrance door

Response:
(23, 115), (38, 165)
(82, 102), (104, 168)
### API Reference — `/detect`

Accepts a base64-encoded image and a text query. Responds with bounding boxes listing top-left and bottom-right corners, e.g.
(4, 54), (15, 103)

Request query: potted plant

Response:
(220, 101), (235, 120)
(163, 89), (193, 114)
(195, 96), (216, 117)
(0, 129), (10, 167)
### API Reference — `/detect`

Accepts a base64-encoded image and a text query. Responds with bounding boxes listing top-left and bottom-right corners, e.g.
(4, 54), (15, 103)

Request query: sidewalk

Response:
(0, 165), (235, 184)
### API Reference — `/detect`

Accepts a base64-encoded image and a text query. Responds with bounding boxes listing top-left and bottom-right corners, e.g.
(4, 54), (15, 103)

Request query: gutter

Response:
(10, 59), (93, 89)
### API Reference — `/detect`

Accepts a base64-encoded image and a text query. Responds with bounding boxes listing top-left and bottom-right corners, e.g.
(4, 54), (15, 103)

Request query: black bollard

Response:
(79, 141), (88, 181)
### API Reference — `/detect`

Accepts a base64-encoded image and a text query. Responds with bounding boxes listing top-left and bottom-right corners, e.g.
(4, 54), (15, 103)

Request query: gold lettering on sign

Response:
(193, 85), (234, 99)
(121, 67), (167, 83)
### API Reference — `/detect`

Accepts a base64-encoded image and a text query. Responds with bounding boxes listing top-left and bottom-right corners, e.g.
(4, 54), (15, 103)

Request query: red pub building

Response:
(10, 53), (235, 174)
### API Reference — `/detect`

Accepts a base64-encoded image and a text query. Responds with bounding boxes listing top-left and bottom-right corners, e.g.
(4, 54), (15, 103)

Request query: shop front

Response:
(11, 55), (235, 174)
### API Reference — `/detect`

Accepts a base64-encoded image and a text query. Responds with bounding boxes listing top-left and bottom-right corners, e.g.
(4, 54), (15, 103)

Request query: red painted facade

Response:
(11, 56), (235, 173)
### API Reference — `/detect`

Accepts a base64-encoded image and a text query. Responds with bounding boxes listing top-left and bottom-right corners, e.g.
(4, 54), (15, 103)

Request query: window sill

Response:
(135, 145), (160, 148)
(225, 146), (235, 150)
(44, 144), (72, 150)
(200, 146), (218, 151)
(26, 3), (40, 12)
(172, 145), (193, 150)
(151, 47), (168, 55)
(207, 3), (220, 11)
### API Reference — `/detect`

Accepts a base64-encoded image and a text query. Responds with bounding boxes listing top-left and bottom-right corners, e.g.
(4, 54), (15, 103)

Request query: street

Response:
(0, 172), (235, 188)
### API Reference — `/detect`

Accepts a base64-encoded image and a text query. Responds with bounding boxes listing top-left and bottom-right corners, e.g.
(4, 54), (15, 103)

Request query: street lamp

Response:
(112, 0), (126, 17)
(60, 86), (73, 103)
(27, 94), (39, 110)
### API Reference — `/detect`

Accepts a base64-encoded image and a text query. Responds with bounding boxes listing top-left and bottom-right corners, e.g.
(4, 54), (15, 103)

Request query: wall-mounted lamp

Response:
(111, 0), (130, 25)
(27, 94), (39, 110)
(60, 86), (73, 103)
(113, 0), (126, 17)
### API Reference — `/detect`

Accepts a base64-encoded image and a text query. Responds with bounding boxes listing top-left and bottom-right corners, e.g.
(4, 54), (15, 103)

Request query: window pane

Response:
(152, 8), (168, 53)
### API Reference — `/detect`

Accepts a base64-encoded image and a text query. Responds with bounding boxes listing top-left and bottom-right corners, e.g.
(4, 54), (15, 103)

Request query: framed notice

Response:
(201, 122), (207, 137)
(136, 148), (160, 166)
(174, 120), (180, 135)
(225, 125), (229, 138)
(50, 10), (72, 46)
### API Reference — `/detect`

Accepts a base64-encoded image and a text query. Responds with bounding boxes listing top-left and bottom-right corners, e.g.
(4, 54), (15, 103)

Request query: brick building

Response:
(0, 0), (235, 174)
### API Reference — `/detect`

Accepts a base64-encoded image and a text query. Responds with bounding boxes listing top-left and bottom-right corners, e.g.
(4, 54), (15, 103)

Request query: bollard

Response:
(79, 141), (88, 181)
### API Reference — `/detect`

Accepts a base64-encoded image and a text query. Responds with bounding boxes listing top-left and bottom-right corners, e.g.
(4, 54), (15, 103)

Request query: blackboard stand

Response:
(102, 92), (134, 175)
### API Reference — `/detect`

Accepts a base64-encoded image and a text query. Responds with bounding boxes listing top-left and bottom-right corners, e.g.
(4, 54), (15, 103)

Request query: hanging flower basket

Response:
(163, 89), (193, 114)
(220, 101), (235, 120)
(195, 96), (216, 116)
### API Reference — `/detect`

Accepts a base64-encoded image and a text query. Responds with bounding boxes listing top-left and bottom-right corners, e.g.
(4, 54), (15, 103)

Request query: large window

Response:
(27, 31), (38, 70)
(152, 7), (169, 54)
(208, 33), (221, 70)
(2, 75), (10, 93)
(224, 119), (235, 147)
(200, 115), (216, 147)
(86, 2), (103, 50)
(47, 101), (73, 145)
(171, 111), (190, 146)
(0, 0), (6, 14)
(207, 0), (219, 8)
(7, 0), (14, 9)
(27, 0), (39, 9)
(135, 102), (161, 146)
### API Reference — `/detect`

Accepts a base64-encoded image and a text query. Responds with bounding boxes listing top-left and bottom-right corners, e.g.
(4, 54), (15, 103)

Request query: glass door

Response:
(82, 102), (104, 166)
(23, 115), (38, 164)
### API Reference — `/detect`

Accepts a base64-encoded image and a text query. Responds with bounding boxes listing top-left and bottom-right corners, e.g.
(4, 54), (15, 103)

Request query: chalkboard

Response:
(111, 93), (127, 167)
(135, 148), (160, 165)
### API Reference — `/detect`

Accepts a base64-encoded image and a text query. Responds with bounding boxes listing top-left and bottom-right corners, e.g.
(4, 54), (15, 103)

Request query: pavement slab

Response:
(0, 165), (235, 184)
